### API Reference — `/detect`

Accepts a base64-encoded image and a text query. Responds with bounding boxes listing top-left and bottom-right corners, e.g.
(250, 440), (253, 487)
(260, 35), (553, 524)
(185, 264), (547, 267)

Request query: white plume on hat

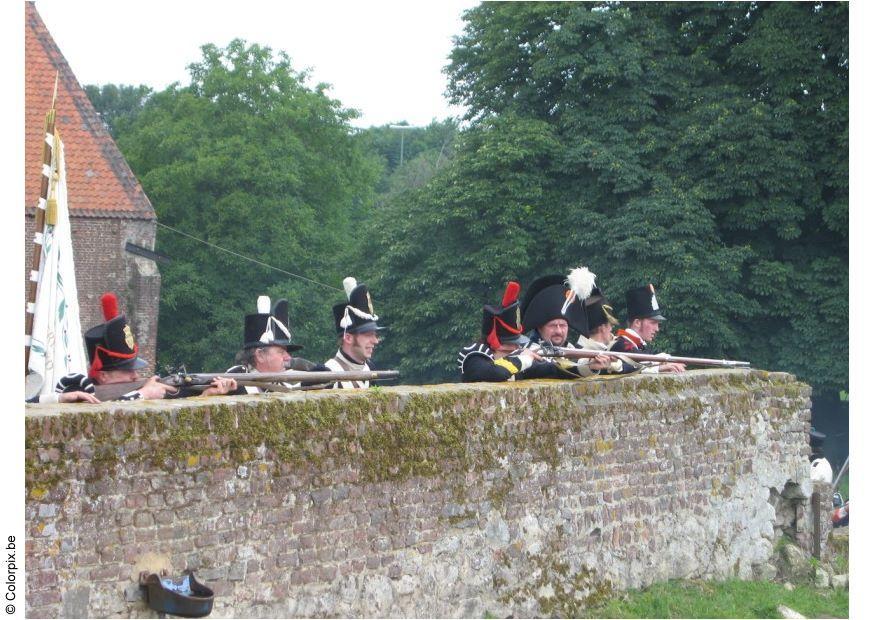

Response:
(566, 267), (597, 301)
(257, 295), (271, 314)
(342, 277), (358, 299)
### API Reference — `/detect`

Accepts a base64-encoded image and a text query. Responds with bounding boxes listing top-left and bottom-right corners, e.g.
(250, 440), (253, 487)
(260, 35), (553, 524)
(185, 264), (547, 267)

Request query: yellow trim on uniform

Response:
(494, 358), (520, 374)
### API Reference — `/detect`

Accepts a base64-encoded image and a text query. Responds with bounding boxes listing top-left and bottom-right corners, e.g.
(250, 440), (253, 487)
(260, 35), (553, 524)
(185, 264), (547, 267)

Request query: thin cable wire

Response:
(155, 221), (342, 292)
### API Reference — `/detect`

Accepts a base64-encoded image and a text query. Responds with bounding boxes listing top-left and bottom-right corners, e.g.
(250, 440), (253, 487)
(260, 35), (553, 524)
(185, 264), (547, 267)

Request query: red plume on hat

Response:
(485, 281), (523, 350)
(500, 281), (520, 308)
(101, 292), (120, 321)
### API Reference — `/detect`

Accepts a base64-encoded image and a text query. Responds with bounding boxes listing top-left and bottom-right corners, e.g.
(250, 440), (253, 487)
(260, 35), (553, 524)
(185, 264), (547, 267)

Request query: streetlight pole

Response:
(389, 124), (422, 168)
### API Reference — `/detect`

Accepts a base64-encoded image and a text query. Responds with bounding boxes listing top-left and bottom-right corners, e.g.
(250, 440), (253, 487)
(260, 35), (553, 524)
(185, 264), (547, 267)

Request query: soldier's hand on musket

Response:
(520, 348), (544, 363)
(138, 376), (178, 399)
(202, 376), (238, 396)
(587, 354), (613, 370)
(658, 362), (686, 373)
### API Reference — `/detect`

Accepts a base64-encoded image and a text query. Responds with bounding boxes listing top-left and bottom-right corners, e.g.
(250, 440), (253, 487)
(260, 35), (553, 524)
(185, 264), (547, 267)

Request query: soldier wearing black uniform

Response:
(609, 284), (686, 374)
(519, 267), (612, 376)
(458, 281), (580, 382)
(30, 292), (237, 402)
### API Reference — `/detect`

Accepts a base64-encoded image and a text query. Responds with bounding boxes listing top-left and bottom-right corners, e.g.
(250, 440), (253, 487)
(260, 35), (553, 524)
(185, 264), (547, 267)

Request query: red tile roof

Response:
(25, 1), (155, 220)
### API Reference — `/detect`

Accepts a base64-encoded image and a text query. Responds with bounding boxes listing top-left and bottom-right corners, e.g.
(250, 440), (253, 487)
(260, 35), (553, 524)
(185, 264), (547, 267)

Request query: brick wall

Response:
(24, 370), (821, 618)
(25, 214), (160, 372)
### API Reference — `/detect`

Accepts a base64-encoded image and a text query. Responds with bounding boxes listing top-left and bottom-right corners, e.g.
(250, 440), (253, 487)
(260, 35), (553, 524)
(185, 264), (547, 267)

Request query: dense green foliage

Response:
(578, 578), (848, 619)
(84, 83), (153, 138)
(355, 120), (459, 195)
(91, 3), (847, 397)
(115, 40), (380, 370)
(362, 1), (848, 394)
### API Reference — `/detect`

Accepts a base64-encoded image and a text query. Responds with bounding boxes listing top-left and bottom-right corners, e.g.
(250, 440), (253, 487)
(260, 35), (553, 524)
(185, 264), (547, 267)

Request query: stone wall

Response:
(25, 370), (821, 617)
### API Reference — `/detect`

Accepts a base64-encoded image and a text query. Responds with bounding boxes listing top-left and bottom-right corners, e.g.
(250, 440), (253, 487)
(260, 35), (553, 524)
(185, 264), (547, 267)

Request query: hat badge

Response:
(123, 324), (135, 349)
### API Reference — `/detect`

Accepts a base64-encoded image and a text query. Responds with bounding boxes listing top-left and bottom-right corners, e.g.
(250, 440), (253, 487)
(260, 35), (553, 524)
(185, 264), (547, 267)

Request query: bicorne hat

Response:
(84, 292), (148, 377)
(333, 277), (385, 334)
(584, 286), (619, 332)
(482, 281), (527, 350)
(520, 267), (596, 336)
(243, 296), (303, 351)
(625, 283), (666, 321)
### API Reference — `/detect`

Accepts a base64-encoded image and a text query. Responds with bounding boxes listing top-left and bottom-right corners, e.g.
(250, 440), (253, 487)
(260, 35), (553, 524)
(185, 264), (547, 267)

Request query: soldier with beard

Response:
(520, 267), (613, 376)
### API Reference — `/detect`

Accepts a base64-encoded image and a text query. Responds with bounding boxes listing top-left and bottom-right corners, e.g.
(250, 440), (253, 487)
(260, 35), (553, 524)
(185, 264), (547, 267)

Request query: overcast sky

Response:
(31, 0), (480, 128)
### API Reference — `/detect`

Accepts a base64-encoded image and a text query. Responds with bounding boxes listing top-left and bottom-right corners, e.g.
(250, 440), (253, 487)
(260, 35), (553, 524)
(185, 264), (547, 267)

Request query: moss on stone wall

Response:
(24, 371), (809, 499)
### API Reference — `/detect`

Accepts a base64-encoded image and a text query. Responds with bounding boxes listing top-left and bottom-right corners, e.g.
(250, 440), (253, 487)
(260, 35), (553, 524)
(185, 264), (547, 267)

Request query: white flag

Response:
(27, 133), (88, 394)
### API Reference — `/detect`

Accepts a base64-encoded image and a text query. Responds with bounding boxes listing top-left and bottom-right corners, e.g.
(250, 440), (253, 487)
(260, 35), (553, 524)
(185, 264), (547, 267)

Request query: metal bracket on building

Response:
(125, 241), (170, 264)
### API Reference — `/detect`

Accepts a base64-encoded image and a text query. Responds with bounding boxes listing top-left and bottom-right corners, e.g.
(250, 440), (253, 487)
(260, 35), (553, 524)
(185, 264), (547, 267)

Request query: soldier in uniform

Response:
(228, 296), (321, 393)
(32, 292), (237, 402)
(520, 267), (612, 376)
(577, 286), (623, 374)
(458, 281), (591, 382)
(324, 277), (384, 389)
(609, 284), (686, 374)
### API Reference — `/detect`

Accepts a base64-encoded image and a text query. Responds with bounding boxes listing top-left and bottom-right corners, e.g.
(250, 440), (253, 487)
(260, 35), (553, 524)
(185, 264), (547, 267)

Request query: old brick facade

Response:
(25, 1), (160, 371)
(25, 371), (827, 617)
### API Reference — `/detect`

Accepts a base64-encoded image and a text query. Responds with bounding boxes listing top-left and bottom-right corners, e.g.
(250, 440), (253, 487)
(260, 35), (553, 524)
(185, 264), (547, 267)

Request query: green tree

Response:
(355, 119), (459, 195)
(362, 114), (563, 382)
(117, 40), (380, 371)
(366, 1), (847, 395)
(84, 83), (153, 138)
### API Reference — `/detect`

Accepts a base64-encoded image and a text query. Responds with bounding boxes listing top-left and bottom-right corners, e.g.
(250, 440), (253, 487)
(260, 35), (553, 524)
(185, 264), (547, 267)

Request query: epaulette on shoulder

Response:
(457, 343), (493, 370)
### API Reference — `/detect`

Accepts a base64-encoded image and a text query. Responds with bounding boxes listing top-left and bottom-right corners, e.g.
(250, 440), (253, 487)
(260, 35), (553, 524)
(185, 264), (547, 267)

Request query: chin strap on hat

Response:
(486, 316), (522, 351)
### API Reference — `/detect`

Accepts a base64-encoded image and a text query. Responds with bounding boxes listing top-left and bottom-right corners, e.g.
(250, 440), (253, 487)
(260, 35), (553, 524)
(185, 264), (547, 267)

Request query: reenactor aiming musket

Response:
(538, 345), (750, 369)
(92, 368), (401, 402)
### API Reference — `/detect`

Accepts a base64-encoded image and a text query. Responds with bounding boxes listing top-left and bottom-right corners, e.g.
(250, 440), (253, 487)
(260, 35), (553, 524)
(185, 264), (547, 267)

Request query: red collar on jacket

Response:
(616, 328), (645, 349)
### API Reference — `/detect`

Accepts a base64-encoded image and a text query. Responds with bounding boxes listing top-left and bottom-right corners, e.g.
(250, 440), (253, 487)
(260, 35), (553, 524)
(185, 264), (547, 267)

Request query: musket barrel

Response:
(185, 369), (400, 384)
(544, 347), (750, 368)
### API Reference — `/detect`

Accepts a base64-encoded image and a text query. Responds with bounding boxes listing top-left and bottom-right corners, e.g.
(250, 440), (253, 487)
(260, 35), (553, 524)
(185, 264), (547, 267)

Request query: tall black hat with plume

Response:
(520, 267), (596, 336)
(482, 281), (527, 350)
(84, 292), (148, 377)
(333, 277), (385, 334)
(625, 283), (666, 321)
(243, 296), (303, 351)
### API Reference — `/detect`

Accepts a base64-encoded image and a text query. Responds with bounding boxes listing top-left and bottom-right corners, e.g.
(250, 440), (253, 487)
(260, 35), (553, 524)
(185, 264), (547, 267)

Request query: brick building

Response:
(25, 1), (160, 370)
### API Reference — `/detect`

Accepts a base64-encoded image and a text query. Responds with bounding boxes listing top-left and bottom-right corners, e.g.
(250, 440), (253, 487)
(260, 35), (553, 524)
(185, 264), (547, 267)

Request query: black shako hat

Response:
(520, 267), (597, 336)
(243, 296), (303, 351)
(333, 277), (385, 334)
(84, 292), (149, 377)
(482, 281), (527, 350)
(625, 283), (666, 321)
(584, 286), (619, 332)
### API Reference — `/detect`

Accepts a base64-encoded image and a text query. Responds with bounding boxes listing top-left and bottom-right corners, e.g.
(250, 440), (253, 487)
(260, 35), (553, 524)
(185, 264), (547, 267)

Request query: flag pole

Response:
(25, 72), (59, 373)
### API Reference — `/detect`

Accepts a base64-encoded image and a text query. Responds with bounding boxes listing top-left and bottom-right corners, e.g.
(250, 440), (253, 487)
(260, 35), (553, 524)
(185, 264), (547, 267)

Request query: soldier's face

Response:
(255, 345), (291, 373)
(636, 318), (660, 342)
(345, 331), (379, 363)
(538, 319), (569, 346)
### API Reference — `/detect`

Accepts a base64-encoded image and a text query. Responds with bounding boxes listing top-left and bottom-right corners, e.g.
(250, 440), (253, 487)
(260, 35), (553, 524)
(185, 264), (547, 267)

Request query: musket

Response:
(92, 369), (400, 402)
(538, 345), (750, 369)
